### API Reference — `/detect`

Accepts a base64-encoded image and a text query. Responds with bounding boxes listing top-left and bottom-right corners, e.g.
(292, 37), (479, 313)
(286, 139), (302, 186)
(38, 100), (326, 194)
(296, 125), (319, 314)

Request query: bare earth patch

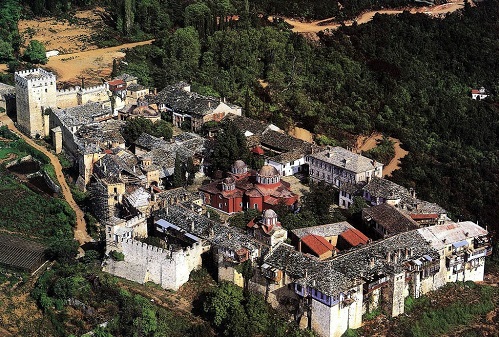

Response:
(355, 132), (408, 177)
(274, 0), (467, 34)
(19, 8), (106, 54)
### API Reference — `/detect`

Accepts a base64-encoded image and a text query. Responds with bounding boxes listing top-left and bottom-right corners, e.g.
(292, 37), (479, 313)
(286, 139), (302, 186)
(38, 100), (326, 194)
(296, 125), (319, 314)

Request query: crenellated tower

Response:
(15, 68), (57, 137)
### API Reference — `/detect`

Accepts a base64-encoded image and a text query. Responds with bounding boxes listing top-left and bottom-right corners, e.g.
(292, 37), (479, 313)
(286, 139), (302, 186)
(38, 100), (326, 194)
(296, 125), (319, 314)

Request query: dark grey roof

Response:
(156, 83), (224, 116)
(135, 133), (169, 151)
(363, 203), (419, 235)
(363, 177), (446, 215)
(53, 102), (112, 129)
(75, 120), (125, 147)
(155, 205), (258, 253)
(291, 222), (354, 239)
(309, 147), (383, 173)
(127, 83), (147, 91)
(261, 129), (311, 153)
(0, 83), (15, 96)
(266, 229), (438, 296)
(223, 114), (269, 136)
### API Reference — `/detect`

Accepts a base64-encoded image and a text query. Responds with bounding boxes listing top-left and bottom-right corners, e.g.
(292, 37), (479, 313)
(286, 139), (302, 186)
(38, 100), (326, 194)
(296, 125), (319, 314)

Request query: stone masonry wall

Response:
(105, 239), (202, 290)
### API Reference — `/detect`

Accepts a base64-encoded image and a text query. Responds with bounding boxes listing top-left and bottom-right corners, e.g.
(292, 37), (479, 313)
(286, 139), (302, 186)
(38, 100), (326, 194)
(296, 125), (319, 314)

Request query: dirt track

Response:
(355, 133), (408, 177)
(277, 0), (466, 33)
(0, 115), (91, 245)
(45, 39), (154, 85)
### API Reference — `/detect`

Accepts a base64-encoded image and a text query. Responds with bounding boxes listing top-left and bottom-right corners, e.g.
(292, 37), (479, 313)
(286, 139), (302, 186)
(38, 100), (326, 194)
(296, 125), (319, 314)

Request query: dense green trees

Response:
(22, 40), (47, 64)
(122, 117), (173, 144)
(211, 120), (250, 172)
(125, 0), (499, 231)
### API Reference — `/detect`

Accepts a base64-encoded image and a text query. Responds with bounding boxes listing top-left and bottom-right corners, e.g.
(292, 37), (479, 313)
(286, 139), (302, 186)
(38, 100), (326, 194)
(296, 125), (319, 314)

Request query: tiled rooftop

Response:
(418, 221), (487, 250)
(310, 147), (383, 173)
(53, 102), (112, 128)
(363, 203), (419, 235)
(291, 222), (354, 239)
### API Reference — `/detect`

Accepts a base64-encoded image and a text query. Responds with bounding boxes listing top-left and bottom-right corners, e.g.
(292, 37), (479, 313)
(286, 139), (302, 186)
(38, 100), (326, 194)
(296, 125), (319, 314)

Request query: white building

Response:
(306, 147), (383, 187)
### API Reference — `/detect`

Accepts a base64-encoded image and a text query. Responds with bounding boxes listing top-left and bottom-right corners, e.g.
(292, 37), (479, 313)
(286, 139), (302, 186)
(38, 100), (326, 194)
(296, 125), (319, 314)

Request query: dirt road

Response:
(46, 39), (154, 85)
(277, 0), (466, 33)
(355, 133), (408, 177)
(0, 115), (91, 245)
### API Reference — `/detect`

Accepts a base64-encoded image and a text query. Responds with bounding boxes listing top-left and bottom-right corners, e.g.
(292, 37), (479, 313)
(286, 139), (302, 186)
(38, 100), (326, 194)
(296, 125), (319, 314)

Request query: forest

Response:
(1, 0), (497, 233)
(116, 0), (498, 233)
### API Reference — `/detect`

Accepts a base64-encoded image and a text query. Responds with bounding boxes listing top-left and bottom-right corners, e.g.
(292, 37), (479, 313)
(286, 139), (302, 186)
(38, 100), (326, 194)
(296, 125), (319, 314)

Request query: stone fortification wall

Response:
(105, 239), (202, 290)
(56, 87), (80, 108)
(78, 85), (109, 105)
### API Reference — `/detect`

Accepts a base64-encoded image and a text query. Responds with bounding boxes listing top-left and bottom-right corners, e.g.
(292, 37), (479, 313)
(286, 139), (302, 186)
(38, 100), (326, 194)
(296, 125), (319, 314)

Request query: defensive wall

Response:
(104, 238), (203, 290)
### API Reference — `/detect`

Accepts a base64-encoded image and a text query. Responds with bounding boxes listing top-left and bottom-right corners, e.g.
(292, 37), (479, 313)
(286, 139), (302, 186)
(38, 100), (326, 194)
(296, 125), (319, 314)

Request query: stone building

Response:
(15, 68), (57, 137)
(199, 162), (298, 214)
(0, 82), (15, 116)
(258, 220), (490, 337)
(156, 82), (242, 132)
(306, 147), (383, 196)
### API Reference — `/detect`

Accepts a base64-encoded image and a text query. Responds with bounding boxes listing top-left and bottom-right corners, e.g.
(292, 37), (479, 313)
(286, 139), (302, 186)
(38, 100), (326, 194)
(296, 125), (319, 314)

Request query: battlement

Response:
(122, 238), (202, 257)
(79, 84), (108, 95)
(15, 68), (56, 88)
(57, 86), (81, 95)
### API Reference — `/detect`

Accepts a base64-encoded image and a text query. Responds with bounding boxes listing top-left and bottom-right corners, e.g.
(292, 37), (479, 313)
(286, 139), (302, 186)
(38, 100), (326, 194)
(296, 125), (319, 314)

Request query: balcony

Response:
(466, 248), (487, 261)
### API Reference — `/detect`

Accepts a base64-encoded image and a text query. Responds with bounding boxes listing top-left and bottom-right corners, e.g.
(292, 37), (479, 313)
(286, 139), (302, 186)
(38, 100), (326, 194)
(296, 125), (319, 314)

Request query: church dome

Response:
(257, 165), (280, 184)
(258, 165), (279, 177)
(231, 160), (248, 175)
(263, 209), (277, 219)
(221, 176), (236, 191)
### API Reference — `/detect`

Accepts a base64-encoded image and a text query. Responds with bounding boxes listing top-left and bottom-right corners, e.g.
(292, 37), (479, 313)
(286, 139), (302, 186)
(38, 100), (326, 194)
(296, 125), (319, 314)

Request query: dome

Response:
(233, 160), (247, 169)
(263, 209), (277, 218)
(258, 165), (279, 177)
(231, 160), (248, 175)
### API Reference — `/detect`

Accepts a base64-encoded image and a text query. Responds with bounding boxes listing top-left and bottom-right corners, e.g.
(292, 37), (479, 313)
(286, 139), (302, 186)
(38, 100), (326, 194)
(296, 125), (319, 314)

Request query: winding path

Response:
(274, 0), (466, 34)
(0, 115), (91, 245)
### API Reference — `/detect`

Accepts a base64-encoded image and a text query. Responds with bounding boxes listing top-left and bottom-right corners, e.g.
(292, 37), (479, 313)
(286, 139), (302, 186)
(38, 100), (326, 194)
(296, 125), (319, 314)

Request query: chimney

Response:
(387, 251), (391, 263)
(191, 221), (195, 232)
(154, 87), (157, 95)
(370, 257), (375, 268)
(207, 211), (210, 218)
(409, 187), (416, 199)
(298, 240), (302, 252)
(228, 232), (232, 240)
(405, 248), (409, 259)
(166, 206), (169, 215)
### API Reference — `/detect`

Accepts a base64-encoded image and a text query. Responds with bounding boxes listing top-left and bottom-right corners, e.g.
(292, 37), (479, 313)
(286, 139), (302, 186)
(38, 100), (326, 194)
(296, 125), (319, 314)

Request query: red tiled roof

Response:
(301, 234), (334, 256)
(471, 89), (480, 94)
(340, 228), (369, 247)
(108, 79), (125, 86)
(410, 213), (438, 220)
(252, 146), (264, 155)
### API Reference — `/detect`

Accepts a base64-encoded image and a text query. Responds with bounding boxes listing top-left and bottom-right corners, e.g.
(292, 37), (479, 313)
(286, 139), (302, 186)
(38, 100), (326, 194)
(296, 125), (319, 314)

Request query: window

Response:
(254, 203), (258, 209)
(45, 88), (47, 93)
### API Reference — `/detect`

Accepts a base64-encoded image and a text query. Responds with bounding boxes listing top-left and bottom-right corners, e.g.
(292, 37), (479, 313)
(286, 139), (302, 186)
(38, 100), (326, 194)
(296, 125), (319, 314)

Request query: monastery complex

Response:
(0, 68), (493, 337)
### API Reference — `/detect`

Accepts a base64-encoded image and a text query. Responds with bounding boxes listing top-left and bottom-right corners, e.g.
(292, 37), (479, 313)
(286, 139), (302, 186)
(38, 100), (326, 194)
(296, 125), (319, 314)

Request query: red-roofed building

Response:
(338, 228), (369, 250)
(251, 145), (264, 155)
(199, 161), (298, 214)
(299, 234), (335, 260)
(108, 79), (126, 92)
(471, 87), (488, 100)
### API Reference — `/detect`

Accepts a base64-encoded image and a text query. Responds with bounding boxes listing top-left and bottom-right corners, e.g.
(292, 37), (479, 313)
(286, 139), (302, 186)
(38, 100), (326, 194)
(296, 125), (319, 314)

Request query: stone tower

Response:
(15, 68), (57, 138)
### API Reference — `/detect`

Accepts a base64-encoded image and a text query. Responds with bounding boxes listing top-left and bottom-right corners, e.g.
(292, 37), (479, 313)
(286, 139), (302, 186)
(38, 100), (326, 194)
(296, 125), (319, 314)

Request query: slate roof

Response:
(155, 205), (258, 253)
(135, 133), (169, 151)
(362, 177), (446, 215)
(0, 83), (15, 96)
(310, 147), (383, 173)
(223, 114), (269, 136)
(266, 229), (439, 296)
(156, 83), (231, 116)
(75, 120), (125, 147)
(125, 187), (150, 208)
(53, 102), (112, 129)
(291, 222), (354, 239)
(128, 83), (147, 91)
(418, 221), (487, 250)
(363, 203), (419, 235)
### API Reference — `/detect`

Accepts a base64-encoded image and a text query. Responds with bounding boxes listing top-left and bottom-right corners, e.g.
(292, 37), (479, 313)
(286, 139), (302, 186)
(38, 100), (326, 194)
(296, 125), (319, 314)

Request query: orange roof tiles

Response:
(301, 234), (334, 256)
(340, 228), (369, 247)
